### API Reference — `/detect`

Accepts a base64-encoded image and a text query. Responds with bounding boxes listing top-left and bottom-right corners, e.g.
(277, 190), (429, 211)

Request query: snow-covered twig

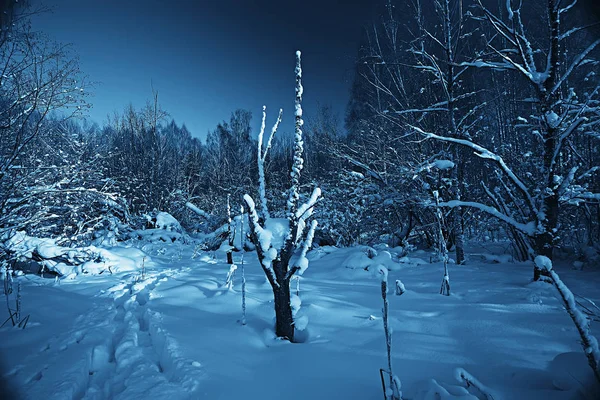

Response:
(285, 220), (318, 280)
(434, 191), (450, 296)
(455, 368), (495, 400)
(395, 280), (405, 296)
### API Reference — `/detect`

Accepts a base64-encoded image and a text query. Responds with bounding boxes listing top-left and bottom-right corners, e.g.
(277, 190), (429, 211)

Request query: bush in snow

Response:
(243, 51), (320, 342)
(129, 211), (189, 243)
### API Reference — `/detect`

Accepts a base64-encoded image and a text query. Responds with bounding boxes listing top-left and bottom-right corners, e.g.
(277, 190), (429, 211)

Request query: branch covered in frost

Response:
(552, 39), (600, 95)
(295, 187), (321, 243)
(419, 127), (536, 214)
(257, 106), (283, 221)
(287, 50), (304, 222)
(437, 199), (536, 235)
(455, 368), (495, 400)
(185, 202), (209, 218)
(535, 256), (600, 383)
(286, 220), (318, 280)
(242, 194), (279, 287)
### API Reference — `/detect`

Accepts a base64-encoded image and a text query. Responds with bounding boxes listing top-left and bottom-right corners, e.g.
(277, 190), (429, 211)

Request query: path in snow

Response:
(2, 270), (204, 400)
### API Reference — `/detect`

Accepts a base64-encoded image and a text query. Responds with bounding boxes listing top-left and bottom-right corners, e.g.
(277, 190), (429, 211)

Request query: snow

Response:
(433, 159), (455, 170)
(295, 256), (309, 275)
(545, 111), (560, 128)
(264, 218), (289, 251)
(1, 241), (600, 399)
(184, 202), (208, 218)
(3, 231), (149, 276)
(153, 212), (181, 231)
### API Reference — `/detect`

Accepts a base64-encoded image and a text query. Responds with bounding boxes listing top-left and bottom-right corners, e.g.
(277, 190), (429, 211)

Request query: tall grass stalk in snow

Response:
(240, 205), (247, 325)
(3, 262), (14, 326)
(378, 265), (402, 400)
(2, 266), (28, 329)
(225, 264), (237, 291)
(536, 256), (600, 383)
(226, 194), (234, 265)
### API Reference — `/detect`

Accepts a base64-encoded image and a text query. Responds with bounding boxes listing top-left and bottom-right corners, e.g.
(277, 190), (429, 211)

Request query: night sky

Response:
(31, 0), (376, 139)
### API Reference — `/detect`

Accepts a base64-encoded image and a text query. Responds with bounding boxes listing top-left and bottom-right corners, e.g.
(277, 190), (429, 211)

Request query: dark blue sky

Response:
(32, 0), (376, 139)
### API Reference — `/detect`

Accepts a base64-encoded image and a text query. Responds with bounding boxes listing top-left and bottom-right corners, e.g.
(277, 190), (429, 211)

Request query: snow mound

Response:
(548, 352), (600, 397)
(154, 212), (182, 231)
(3, 231), (150, 277)
(341, 247), (402, 271)
(414, 378), (478, 399)
(131, 212), (190, 243)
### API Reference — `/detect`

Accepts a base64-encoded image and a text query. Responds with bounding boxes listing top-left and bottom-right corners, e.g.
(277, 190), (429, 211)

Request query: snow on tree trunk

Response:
(536, 256), (600, 383)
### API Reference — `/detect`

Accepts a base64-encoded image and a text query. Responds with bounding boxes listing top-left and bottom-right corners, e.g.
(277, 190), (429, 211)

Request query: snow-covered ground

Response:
(1, 241), (599, 399)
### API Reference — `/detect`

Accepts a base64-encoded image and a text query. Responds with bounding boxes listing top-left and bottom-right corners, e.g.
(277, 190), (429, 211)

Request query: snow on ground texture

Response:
(1, 241), (599, 399)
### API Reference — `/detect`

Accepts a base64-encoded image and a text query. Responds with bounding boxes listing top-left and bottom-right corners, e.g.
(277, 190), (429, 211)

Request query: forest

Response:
(1, 0), (599, 399)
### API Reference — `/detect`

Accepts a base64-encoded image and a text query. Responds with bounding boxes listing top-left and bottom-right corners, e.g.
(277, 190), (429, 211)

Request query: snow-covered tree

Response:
(243, 51), (320, 342)
(421, 0), (600, 279)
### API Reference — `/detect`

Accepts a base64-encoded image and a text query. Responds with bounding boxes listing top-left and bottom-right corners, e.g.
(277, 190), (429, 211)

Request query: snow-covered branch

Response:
(285, 220), (318, 280)
(437, 200), (535, 235)
(536, 256), (600, 383)
(185, 202), (209, 218)
(286, 50), (305, 223)
(552, 39), (600, 95)
(242, 194), (278, 287)
(257, 105), (283, 220)
(419, 128), (537, 215)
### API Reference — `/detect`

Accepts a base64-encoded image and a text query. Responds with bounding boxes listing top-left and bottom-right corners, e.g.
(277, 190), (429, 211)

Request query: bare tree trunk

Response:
(272, 271), (294, 341)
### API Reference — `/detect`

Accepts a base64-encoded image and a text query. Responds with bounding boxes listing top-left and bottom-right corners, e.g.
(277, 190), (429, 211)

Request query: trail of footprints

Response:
(82, 273), (203, 399)
(19, 272), (203, 400)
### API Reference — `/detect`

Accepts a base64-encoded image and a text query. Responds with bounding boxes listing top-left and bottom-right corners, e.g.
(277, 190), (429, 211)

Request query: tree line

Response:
(1, 0), (599, 279)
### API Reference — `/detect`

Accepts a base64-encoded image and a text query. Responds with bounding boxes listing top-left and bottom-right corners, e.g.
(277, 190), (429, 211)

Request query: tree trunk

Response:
(533, 193), (559, 281)
(272, 280), (294, 341)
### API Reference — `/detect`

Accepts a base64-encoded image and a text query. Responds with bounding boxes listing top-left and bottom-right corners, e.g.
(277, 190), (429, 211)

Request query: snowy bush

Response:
(2, 231), (149, 277)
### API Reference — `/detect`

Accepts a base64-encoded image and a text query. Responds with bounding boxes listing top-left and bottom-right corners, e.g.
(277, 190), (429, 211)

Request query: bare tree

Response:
(422, 0), (600, 280)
